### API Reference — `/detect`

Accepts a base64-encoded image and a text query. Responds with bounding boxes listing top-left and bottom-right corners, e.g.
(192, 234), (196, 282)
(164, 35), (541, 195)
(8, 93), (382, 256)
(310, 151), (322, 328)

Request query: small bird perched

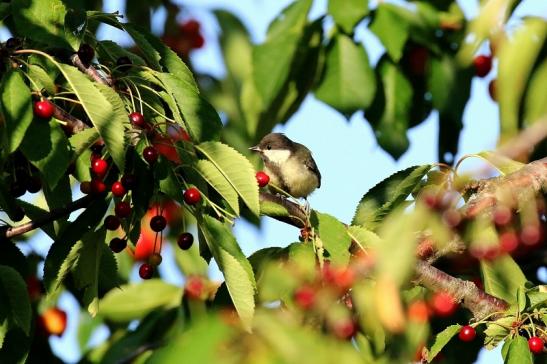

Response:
(250, 133), (321, 198)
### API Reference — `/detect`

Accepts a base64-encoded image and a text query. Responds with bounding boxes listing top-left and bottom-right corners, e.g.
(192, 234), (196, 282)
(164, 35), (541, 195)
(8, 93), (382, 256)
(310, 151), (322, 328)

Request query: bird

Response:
(250, 133), (321, 198)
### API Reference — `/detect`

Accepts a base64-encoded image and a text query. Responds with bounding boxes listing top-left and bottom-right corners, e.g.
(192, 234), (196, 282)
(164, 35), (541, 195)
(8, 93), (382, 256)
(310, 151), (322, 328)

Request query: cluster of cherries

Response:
(473, 53), (496, 101)
(161, 19), (205, 58)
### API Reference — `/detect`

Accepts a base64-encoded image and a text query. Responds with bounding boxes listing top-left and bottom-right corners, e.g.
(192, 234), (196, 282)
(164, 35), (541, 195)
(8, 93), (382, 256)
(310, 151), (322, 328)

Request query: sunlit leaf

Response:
(1, 70), (33, 153)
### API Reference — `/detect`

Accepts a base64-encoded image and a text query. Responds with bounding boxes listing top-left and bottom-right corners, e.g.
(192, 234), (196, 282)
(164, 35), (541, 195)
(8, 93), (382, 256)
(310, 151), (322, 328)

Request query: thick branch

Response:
(1, 195), (94, 239)
(53, 104), (88, 133)
(70, 54), (113, 86)
(414, 260), (509, 319)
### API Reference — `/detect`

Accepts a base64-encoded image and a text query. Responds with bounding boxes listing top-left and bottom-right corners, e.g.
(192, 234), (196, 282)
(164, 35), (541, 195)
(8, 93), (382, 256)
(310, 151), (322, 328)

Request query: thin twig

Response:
(70, 54), (113, 86)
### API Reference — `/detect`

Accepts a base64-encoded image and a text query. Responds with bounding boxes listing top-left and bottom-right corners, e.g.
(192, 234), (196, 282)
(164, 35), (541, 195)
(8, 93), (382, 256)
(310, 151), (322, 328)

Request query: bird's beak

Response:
(249, 145), (261, 152)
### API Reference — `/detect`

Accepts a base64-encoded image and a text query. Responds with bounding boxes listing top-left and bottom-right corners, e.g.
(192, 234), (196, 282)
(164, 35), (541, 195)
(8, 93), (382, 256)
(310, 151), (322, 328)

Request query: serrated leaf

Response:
(427, 325), (461, 362)
(199, 216), (256, 330)
(96, 40), (146, 66)
(73, 229), (107, 316)
(98, 280), (182, 323)
(484, 316), (513, 350)
(314, 33), (376, 116)
(28, 64), (56, 95)
(0, 243), (27, 279)
(154, 72), (222, 142)
(1, 70), (33, 153)
(68, 127), (100, 158)
(44, 64), (125, 169)
(0, 266), (31, 336)
(310, 212), (351, 266)
(328, 0), (369, 34)
(480, 255), (527, 305)
(12, 0), (71, 49)
(366, 57), (413, 159)
(123, 23), (162, 70)
(506, 335), (533, 364)
(196, 141), (259, 216)
(474, 152), (524, 176)
(346, 225), (382, 251)
(20, 119), (71, 189)
(352, 165), (432, 229)
(498, 18), (547, 139)
(43, 199), (110, 294)
(196, 159), (239, 215)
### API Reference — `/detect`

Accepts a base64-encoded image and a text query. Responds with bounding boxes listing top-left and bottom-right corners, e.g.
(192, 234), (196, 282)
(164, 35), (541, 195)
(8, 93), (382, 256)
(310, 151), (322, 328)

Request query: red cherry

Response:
(520, 224), (542, 246)
(150, 215), (167, 232)
(177, 232), (194, 250)
(80, 181), (92, 194)
(407, 46), (428, 76)
(180, 19), (200, 34)
(458, 325), (476, 342)
(430, 292), (458, 317)
(493, 205), (512, 227)
(115, 201), (131, 218)
(121, 174), (136, 190)
(26, 276), (43, 301)
(109, 237), (127, 253)
(77, 43), (94, 65)
(91, 158), (108, 178)
(38, 308), (67, 336)
(104, 215), (120, 230)
(528, 336), (544, 354)
(34, 100), (55, 119)
(183, 187), (201, 205)
(294, 285), (316, 310)
(191, 33), (205, 49)
(473, 55), (492, 77)
(407, 300), (430, 323)
(111, 181), (126, 197)
(331, 319), (357, 340)
(129, 112), (146, 128)
(139, 263), (154, 279)
(256, 171), (270, 188)
(90, 179), (107, 195)
(143, 146), (159, 165)
(499, 231), (519, 253)
(184, 276), (204, 300)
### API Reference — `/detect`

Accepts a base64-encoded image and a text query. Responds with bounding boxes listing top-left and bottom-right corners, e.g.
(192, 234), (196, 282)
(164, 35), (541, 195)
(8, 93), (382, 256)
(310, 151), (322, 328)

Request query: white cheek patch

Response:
(263, 149), (291, 165)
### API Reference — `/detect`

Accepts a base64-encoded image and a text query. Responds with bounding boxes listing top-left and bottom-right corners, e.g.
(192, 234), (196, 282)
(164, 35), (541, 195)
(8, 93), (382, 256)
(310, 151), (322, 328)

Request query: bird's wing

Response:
(305, 156), (321, 188)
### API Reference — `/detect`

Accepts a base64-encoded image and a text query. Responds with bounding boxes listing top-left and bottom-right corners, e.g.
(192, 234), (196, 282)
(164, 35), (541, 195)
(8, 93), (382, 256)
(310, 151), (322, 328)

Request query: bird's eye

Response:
(266, 144), (271, 150)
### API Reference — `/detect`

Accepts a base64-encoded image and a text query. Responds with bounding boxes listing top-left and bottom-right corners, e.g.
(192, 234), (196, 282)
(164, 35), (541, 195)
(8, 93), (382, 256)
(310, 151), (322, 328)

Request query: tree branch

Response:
(1, 195), (94, 239)
(70, 54), (113, 86)
(53, 104), (88, 133)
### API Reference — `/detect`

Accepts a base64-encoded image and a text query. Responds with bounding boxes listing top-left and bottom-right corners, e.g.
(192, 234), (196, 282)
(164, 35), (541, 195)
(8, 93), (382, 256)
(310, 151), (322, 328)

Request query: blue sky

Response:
(3, 0), (546, 362)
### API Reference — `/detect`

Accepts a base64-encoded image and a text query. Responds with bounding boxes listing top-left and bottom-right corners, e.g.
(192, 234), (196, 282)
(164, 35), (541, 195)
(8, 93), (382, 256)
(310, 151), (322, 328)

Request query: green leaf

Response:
(369, 4), (410, 62)
(310, 212), (351, 266)
(0, 4), (9, 21)
(1, 70), (33, 153)
(0, 242), (27, 279)
(147, 315), (232, 364)
(474, 152), (524, 176)
(427, 324), (461, 362)
(27, 64), (56, 95)
(58, 64), (126, 170)
(123, 23), (162, 70)
(195, 159), (240, 215)
(314, 33), (376, 116)
(527, 289), (547, 310)
(199, 216), (256, 330)
(173, 239), (208, 277)
(498, 18), (547, 139)
(346, 225), (382, 252)
(196, 141), (259, 216)
(72, 229), (109, 316)
(96, 40), (146, 66)
(366, 57), (413, 159)
(328, 0), (368, 34)
(20, 119), (71, 189)
(155, 72), (222, 142)
(0, 266), (31, 335)
(43, 199), (110, 294)
(480, 255), (527, 305)
(252, 0), (312, 107)
(68, 127), (100, 158)
(12, 0), (71, 49)
(524, 56), (547, 126)
(352, 165), (432, 229)
(99, 280), (182, 323)
(506, 335), (533, 364)
(484, 316), (513, 350)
